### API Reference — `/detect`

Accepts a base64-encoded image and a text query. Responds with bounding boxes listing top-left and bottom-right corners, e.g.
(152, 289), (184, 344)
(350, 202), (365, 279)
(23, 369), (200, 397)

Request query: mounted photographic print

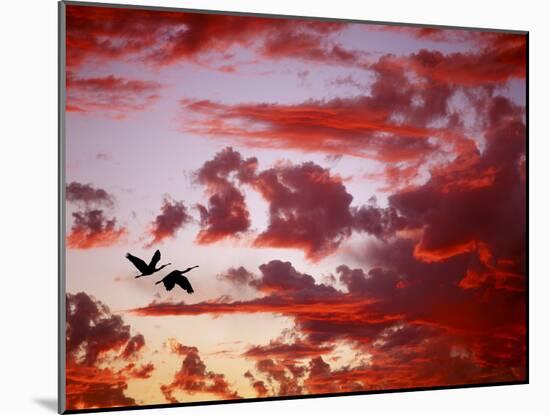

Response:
(58, 1), (528, 413)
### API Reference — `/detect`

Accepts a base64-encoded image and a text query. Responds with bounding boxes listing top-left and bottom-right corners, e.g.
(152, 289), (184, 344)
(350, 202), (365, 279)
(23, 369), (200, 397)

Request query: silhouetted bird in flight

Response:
(155, 266), (199, 293)
(126, 250), (171, 278)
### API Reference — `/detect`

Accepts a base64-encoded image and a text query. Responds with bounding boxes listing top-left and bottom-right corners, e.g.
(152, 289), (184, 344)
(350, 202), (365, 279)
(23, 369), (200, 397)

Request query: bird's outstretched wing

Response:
(126, 253), (148, 273)
(149, 250), (161, 268)
(175, 275), (194, 294)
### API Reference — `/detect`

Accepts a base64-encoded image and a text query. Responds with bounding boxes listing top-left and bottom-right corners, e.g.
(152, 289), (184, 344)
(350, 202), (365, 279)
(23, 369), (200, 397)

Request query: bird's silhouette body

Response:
(155, 266), (199, 293)
(126, 250), (171, 278)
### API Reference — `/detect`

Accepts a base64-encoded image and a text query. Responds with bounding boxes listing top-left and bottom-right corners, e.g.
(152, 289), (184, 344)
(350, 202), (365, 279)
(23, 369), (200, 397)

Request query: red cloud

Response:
(193, 148), (411, 259)
(167, 340), (199, 356)
(130, 260), (394, 346)
(145, 13), (347, 67)
(252, 163), (354, 260)
(179, 55), (474, 172)
(67, 4), (524, 87)
(376, 25), (479, 42)
(177, 38), (524, 187)
(66, 292), (154, 410)
(252, 380), (268, 397)
(261, 28), (369, 68)
(196, 188), (250, 244)
(130, 252), (525, 385)
(180, 96), (437, 162)
(67, 210), (127, 249)
(66, 4), (351, 69)
(390, 95), (525, 285)
(66, 182), (127, 249)
(66, 73), (162, 118)
(187, 121), (525, 348)
(127, 362), (155, 379)
(195, 147), (257, 244)
(352, 202), (411, 240)
(244, 338), (334, 360)
(251, 260), (317, 294)
(65, 364), (136, 410)
(305, 356), (365, 394)
(161, 339), (240, 402)
(146, 198), (192, 247)
(217, 266), (256, 285)
(120, 334), (145, 360)
(407, 36), (526, 86)
(337, 265), (402, 300)
(301, 334), (509, 395)
(130, 291), (372, 321)
(66, 5), (183, 68)
(257, 359), (304, 396)
(64, 4), (526, 399)
(242, 329), (502, 396)
(66, 182), (114, 207)
(244, 371), (269, 397)
(373, 26), (526, 85)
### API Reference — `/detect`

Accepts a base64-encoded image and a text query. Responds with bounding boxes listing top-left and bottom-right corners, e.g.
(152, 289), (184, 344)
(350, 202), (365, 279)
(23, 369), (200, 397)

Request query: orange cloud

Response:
(130, 253), (525, 384)
(66, 182), (127, 250)
(67, 210), (127, 250)
(65, 292), (154, 410)
(161, 339), (240, 402)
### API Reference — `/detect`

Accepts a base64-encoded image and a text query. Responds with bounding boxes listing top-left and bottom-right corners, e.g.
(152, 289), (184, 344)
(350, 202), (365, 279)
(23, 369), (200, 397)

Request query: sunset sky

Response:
(63, 3), (527, 411)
